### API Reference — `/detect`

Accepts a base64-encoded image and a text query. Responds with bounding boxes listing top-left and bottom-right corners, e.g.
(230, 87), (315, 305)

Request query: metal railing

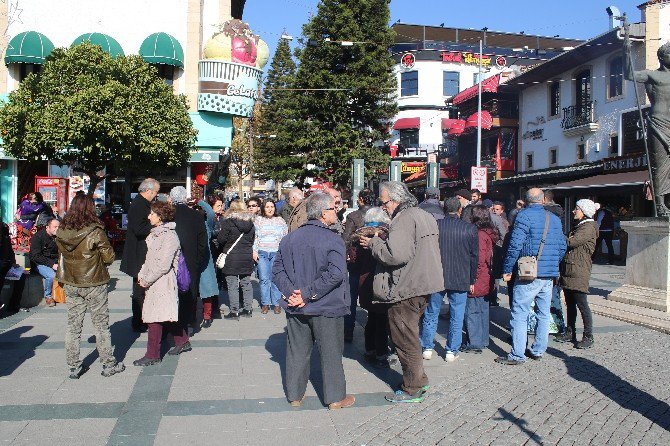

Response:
(395, 143), (440, 157)
(561, 101), (597, 130)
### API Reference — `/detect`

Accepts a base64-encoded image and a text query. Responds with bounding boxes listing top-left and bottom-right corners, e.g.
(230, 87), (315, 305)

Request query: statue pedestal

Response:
(609, 218), (670, 312)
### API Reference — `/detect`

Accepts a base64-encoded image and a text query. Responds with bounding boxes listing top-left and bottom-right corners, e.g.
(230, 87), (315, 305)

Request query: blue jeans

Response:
(509, 278), (553, 361)
(344, 273), (359, 335)
(419, 291), (444, 350)
(463, 296), (489, 349)
(257, 250), (281, 306)
(446, 290), (468, 354)
(37, 264), (56, 298)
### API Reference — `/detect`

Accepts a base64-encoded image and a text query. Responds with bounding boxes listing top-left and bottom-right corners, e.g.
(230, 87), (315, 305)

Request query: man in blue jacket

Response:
(273, 193), (355, 410)
(497, 188), (567, 365)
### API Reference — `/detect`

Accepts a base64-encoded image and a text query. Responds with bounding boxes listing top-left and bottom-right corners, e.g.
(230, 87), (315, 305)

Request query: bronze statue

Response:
(625, 38), (670, 215)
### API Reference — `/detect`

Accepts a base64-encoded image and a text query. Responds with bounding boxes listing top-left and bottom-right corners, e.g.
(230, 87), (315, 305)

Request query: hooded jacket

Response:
(217, 211), (256, 275)
(560, 219), (598, 293)
(56, 223), (115, 287)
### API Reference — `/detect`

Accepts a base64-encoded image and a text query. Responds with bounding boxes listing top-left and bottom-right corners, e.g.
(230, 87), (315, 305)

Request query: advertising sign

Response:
(470, 166), (488, 193)
(401, 52), (416, 69)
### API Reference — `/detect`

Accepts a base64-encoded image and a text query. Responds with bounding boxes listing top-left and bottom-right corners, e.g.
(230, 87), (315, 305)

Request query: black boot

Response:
(576, 335), (594, 349)
(554, 326), (575, 343)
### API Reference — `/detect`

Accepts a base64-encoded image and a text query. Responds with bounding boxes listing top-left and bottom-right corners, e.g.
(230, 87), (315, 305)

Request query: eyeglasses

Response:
(248, 204), (259, 208)
(324, 207), (335, 211)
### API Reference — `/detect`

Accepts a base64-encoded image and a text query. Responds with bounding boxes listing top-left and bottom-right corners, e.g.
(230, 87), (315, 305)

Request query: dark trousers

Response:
(564, 289), (593, 338)
(364, 311), (389, 356)
(131, 280), (146, 328)
(146, 322), (189, 359)
(344, 273), (359, 335)
(463, 296), (490, 349)
(387, 295), (429, 395)
(596, 231), (615, 262)
(285, 314), (346, 405)
(178, 290), (196, 328)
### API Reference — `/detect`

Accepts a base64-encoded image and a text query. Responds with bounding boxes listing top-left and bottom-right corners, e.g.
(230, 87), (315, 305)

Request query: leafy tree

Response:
(293, 0), (397, 186)
(254, 36), (303, 184)
(0, 42), (197, 194)
(228, 114), (255, 198)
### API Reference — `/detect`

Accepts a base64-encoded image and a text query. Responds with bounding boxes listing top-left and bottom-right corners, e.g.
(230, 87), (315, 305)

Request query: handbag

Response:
(52, 280), (66, 303)
(216, 233), (244, 269)
(517, 212), (550, 281)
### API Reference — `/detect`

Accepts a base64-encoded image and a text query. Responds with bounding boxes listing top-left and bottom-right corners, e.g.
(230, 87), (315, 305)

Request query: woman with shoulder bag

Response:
(217, 200), (255, 319)
(555, 199), (598, 349)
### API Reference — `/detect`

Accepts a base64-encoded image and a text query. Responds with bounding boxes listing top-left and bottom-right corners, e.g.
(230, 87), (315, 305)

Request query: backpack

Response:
(176, 252), (191, 293)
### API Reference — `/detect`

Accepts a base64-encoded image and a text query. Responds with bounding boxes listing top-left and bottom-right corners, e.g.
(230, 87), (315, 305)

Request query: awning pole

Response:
(476, 39), (483, 167)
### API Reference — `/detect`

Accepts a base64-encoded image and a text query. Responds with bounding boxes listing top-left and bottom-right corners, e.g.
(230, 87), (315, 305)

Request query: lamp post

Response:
(476, 39), (483, 168)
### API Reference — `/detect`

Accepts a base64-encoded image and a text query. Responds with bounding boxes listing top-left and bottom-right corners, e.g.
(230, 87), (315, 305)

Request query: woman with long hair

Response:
(461, 205), (499, 353)
(56, 194), (125, 379)
(218, 200), (255, 319)
(253, 199), (288, 314)
(134, 201), (190, 366)
(198, 194), (224, 328)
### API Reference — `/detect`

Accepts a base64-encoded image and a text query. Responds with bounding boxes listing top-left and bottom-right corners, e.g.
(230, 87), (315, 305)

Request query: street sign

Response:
(427, 162), (439, 189)
(470, 166), (488, 193)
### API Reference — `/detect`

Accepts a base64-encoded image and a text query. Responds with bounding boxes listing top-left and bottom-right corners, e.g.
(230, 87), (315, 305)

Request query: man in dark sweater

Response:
(29, 218), (60, 307)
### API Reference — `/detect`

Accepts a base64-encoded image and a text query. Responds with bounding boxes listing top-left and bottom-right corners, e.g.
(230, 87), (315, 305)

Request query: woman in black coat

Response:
(217, 200), (255, 319)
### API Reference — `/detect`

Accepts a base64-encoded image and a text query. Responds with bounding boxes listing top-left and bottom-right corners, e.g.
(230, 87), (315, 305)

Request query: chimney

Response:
(606, 6), (621, 29)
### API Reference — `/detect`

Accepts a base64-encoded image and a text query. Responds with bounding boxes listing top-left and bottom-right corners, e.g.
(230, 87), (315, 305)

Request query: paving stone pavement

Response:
(0, 261), (669, 445)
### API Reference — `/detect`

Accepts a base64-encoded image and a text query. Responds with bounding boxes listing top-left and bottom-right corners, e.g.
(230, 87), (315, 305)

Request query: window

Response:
(608, 56), (624, 98)
(577, 143), (586, 161)
(526, 152), (534, 170)
(549, 81), (560, 117)
(549, 147), (558, 166)
(19, 63), (41, 82)
(473, 72), (483, 84)
(443, 71), (459, 97)
(152, 64), (175, 86)
(575, 69), (591, 114)
(609, 134), (619, 155)
(399, 129), (419, 148)
(401, 71), (418, 96)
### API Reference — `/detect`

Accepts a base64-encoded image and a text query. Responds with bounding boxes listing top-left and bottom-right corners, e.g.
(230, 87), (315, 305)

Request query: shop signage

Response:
(621, 107), (650, 155)
(401, 161), (425, 174)
(603, 153), (648, 173)
(401, 52), (416, 69)
(440, 51), (506, 68)
(522, 129), (544, 140)
(470, 166), (488, 193)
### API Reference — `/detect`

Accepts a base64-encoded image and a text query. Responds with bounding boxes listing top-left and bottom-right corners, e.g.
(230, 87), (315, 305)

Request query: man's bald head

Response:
(325, 188), (342, 211)
(526, 188), (545, 204)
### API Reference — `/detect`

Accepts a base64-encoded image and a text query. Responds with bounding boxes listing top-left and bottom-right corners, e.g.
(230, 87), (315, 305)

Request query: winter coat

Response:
(502, 204), (567, 278)
(17, 199), (46, 230)
(120, 194), (152, 277)
(137, 223), (180, 323)
(280, 203), (294, 225)
(174, 204), (208, 297)
(288, 200), (307, 232)
(197, 200), (220, 299)
(419, 199), (445, 221)
(369, 204), (444, 303)
(560, 219), (598, 293)
(438, 214), (479, 292)
(273, 220), (350, 317)
(348, 224), (389, 313)
(56, 223), (115, 287)
(0, 221), (16, 268)
(217, 212), (256, 276)
(29, 229), (59, 267)
(470, 227), (499, 297)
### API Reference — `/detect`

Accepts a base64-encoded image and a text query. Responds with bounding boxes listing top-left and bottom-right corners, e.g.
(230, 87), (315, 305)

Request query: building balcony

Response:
(394, 143), (440, 158)
(562, 101), (599, 137)
(197, 60), (263, 117)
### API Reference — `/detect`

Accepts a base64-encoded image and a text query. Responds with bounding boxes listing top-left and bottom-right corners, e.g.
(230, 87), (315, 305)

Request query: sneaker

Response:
(68, 365), (89, 379)
(101, 362), (125, 377)
(459, 346), (483, 354)
(168, 341), (192, 356)
(422, 349), (433, 360)
(445, 351), (459, 362)
(554, 327), (576, 343)
(420, 385), (430, 394)
(202, 319), (212, 329)
(495, 356), (524, 365)
(576, 336), (594, 349)
(525, 349), (542, 361)
(224, 312), (240, 320)
(384, 389), (425, 403)
(240, 309), (253, 318)
(133, 357), (161, 367)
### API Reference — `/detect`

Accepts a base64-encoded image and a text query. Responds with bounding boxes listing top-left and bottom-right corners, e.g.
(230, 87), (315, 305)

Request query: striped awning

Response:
(4, 31), (54, 65)
(465, 111), (493, 130)
(452, 74), (500, 105)
(139, 33), (184, 68)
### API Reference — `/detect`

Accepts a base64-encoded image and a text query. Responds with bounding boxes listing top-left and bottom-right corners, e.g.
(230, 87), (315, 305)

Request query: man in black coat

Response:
(169, 186), (208, 330)
(120, 178), (159, 332)
(0, 219), (19, 316)
(29, 218), (60, 307)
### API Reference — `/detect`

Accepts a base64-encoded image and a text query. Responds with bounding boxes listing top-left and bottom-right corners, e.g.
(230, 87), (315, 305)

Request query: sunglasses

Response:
(248, 204), (259, 208)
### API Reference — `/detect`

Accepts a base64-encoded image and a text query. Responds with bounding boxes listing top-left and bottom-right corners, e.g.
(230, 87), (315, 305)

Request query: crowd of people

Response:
(7, 177), (613, 408)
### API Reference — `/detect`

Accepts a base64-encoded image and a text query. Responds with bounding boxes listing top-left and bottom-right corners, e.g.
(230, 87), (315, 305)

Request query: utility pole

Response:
(476, 39), (483, 168)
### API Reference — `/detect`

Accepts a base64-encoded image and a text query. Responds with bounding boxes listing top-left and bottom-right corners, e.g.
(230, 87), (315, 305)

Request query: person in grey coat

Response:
(360, 182), (444, 404)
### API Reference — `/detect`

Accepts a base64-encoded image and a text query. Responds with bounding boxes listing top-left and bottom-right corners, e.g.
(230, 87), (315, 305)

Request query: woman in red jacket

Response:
(462, 205), (499, 353)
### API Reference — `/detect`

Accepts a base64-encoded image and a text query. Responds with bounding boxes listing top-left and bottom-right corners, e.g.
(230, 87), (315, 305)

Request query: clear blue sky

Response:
(244, 0), (645, 68)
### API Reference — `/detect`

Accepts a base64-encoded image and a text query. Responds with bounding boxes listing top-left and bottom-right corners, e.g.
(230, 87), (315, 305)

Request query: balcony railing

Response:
(561, 101), (597, 131)
(395, 143), (439, 158)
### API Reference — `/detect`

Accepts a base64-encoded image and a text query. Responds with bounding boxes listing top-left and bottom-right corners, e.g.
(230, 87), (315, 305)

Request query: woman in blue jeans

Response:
(253, 200), (288, 314)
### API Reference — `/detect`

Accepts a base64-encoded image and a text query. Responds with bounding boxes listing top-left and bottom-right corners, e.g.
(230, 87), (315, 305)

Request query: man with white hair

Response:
(121, 178), (160, 332)
(497, 188), (566, 365)
(169, 186), (207, 344)
(360, 181), (444, 403)
(281, 188), (304, 228)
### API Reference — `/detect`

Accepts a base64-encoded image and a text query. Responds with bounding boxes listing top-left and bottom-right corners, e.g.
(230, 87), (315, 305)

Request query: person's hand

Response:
(287, 290), (305, 308)
(138, 279), (148, 288)
(252, 251), (259, 263)
(469, 285), (475, 294)
(52, 264), (58, 271)
(359, 235), (373, 249)
(502, 273), (512, 282)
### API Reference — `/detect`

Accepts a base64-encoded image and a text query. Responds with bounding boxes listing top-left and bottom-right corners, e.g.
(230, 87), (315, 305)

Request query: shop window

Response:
(549, 81), (560, 117)
(18, 63), (41, 82)
(525, 152), (534, 170)
(152, 64), (175, 86)
(608, 55), (624, 99)
(549, 147), (558, 166)
(443, 71), (459, 97)
(577, 143), (586, 161)
(401, 71), (418, 96)
(399, 129), (419, 148)
(609, 134), (619, 155)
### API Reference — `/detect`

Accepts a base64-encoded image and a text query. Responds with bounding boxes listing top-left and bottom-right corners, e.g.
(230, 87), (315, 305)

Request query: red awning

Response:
(452, 74), (500, 105)
(393, 117), (420, 130)
(465, 111), (493, 130)
(441, 118), (460, 130)
(447, 119), (466, 136)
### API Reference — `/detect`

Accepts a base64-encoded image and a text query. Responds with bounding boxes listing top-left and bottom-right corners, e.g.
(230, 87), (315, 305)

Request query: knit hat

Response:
(576, 199), (596, 218)
(454, 189), (470, 199)
(482, 199), (494, 208)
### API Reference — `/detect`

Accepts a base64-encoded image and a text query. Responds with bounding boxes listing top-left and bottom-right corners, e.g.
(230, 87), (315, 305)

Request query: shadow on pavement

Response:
(550, 348), (670, 433)
(83, 317), (140, 366)
(496, 408), (543, 445)
(0, 325), (48, 377)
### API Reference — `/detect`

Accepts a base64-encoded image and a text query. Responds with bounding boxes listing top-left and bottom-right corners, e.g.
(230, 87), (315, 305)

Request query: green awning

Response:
(72, 33), (124, 58)
(4, 31), (55, 65)
(139, 33), (184, 68)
